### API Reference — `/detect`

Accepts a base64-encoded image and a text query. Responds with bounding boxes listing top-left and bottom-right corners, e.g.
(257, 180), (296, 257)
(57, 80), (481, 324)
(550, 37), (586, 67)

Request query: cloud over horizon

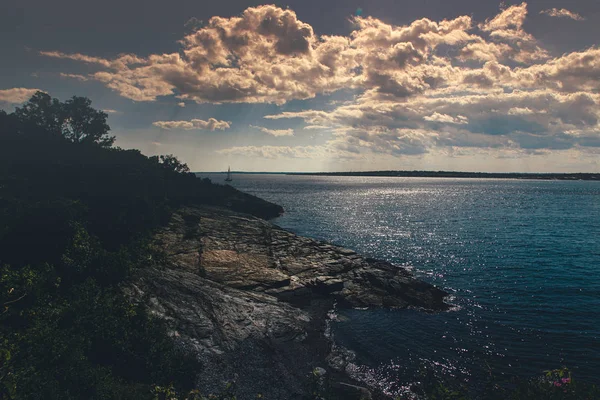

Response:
(153, 118), (231, 131)
(35, 2), (600, 167)
(249, 125), (294, 136)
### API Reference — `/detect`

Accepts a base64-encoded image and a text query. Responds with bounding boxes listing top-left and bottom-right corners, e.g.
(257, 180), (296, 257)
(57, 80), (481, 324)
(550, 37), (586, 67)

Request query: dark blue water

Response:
(199, 174), (600, 394)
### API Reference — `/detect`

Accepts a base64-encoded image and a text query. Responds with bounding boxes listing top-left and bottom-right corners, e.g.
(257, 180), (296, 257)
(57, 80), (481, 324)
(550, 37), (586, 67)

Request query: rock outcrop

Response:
(128, 206), (448, 399)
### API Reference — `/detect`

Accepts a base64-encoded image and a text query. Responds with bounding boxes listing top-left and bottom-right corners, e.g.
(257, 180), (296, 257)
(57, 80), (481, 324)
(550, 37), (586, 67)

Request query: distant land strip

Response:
(197, 171), (600, 180)
(284, 171), (600, 180)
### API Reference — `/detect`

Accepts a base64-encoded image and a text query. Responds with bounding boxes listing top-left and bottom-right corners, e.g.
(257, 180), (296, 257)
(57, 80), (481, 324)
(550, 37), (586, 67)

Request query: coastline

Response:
(128, 205), (450, 399)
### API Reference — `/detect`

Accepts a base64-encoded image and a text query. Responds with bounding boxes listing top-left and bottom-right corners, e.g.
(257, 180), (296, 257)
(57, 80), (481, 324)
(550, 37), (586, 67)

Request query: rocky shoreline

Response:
(127, 205), (449, 399)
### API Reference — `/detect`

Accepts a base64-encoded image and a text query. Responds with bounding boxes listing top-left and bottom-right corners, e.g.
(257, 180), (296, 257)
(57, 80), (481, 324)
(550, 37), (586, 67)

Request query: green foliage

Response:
(0, 236), (199, 399)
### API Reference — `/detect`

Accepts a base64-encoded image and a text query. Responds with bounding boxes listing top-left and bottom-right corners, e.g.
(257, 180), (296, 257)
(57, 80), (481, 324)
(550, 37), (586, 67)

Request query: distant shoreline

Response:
(197, 171), (600, 180)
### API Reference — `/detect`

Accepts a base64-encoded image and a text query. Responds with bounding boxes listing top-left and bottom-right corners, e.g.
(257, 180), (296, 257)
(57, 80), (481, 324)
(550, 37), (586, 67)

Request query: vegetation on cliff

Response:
(0, 92), (280, 399)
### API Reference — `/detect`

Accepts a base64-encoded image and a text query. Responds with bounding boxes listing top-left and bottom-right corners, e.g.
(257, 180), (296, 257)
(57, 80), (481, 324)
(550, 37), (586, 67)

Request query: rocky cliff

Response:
(126, 206), (449, 399)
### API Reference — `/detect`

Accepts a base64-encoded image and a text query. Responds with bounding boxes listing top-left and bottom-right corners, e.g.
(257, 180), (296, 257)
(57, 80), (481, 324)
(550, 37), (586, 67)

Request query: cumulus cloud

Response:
(540, 8), (585, 21)
(479, 3), (528, 33)
(39, 3), (595, 105)
(39, 3), (600, 159)
(249, 124), (294, 136)
(40, 6), (357, 104)
(39, 5), (483, 104)
(153, 118), (231, 131)
(514, 48), (600, 93)
(39, 4), (551, 104)
(266, 88), (600, 154)
(0, 88), (44, 104)
(177, 102), (186, 107)
(477, 3), (549, 63)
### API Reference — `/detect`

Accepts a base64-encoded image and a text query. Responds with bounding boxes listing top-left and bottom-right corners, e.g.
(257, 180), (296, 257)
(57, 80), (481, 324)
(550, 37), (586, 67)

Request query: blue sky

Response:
(1, 0), (600, 172)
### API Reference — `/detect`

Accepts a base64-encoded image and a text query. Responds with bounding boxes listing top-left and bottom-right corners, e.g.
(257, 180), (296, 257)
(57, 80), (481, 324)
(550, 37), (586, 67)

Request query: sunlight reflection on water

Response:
(199, 174), (600, 391)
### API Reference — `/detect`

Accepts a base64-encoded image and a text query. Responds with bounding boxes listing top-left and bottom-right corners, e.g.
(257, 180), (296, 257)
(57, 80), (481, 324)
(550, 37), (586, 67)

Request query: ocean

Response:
(198, 173), (600, 395)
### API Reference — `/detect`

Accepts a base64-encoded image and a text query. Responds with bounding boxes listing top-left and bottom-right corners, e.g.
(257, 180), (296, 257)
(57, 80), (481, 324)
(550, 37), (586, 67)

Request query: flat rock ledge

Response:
(127, 205), (449, 399)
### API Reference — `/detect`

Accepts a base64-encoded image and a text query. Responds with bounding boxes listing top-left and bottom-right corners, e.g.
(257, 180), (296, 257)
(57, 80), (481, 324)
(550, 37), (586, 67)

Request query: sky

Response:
(2, 0), (600, 172)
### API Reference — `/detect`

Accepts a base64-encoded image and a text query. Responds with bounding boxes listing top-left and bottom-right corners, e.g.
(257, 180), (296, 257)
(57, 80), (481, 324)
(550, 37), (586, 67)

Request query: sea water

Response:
(198, 174), (600, 394)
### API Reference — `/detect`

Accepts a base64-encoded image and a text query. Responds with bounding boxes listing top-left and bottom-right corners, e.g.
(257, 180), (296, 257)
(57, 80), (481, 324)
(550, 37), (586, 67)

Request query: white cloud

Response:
(177, 102), (186, 107)
(266, 89), (600, 153)
(39, 3), (596, 107)
(249, 125), (294, 136)
(38, 4), (600, 160)
(303, 125), (331, 130)
(153, 118), (231, 131)
(540, 8), (585, 21)
(479, 3), (528, 32)
(40, 51), (112, 67)
(424, 112), (468, 124)
(60, 73), (89, 81)
(507, 107), (537, 115)
(0, 88), (44, 104)
(38, 5), (483, 104)
(102, 109), (120, 114)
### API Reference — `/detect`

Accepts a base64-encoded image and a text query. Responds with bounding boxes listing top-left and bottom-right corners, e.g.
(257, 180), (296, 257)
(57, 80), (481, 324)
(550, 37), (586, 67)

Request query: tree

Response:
(151, 154), (191, 174)
(14, 91), (115, 147)
(13, 91), (62, 134)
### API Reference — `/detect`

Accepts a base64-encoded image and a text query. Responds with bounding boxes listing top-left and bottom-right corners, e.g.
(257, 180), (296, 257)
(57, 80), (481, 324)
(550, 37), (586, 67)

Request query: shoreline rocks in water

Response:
(127, 205), (449, 399)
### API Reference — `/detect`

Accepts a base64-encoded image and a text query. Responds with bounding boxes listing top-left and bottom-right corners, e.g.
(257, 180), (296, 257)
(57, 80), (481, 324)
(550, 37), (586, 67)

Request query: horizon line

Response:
(194, 170), (600, 175)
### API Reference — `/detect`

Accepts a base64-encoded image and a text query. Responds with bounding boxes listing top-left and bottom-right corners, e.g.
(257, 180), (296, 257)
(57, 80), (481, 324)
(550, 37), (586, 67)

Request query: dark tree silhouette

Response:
(14, 91), (115, 147)
(1, 91), (284, 400)
(151, 154), (191, 173)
